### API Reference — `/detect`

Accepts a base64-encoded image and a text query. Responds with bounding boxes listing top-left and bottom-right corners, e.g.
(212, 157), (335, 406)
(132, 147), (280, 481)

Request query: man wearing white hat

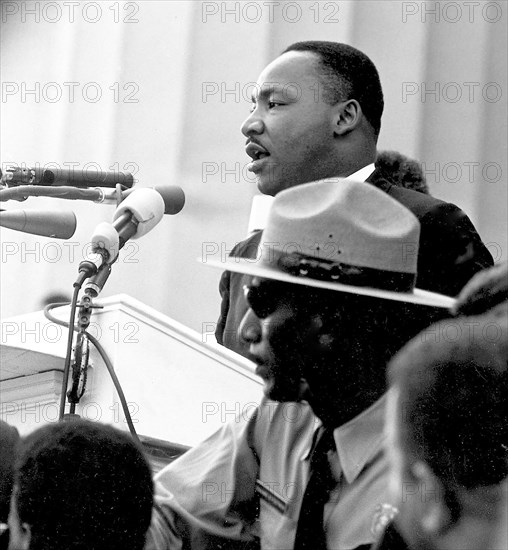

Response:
(216, 40), (493, 357)
(147, 179), (454, 549)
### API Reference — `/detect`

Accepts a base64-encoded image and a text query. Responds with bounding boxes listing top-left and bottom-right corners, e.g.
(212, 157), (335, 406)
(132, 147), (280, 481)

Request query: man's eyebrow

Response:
(250, 84), (286, 102)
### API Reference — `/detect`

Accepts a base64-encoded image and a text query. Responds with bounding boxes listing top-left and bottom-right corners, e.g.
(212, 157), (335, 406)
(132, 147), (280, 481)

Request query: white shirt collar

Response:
(345, 163), (376, 183)
(332, 392), (387, 484)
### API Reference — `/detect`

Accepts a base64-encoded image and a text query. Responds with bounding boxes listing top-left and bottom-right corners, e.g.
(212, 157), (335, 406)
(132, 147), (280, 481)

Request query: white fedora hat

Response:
(203, 179), (455, 309)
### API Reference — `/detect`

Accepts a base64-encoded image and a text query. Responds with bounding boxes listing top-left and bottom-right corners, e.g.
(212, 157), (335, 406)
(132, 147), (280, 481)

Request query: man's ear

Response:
(333, 99), (362, 136)
(411, 460), (453, 536)
(310, 314), (336, 351)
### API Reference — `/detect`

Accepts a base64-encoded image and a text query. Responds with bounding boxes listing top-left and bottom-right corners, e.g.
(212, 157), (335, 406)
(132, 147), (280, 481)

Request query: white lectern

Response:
(0, 294), (262, 469)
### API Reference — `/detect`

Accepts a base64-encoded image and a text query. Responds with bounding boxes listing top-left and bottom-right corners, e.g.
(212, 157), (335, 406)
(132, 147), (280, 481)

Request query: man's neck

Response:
(335, 141), (377, 178)
(309, 385), (386, 429)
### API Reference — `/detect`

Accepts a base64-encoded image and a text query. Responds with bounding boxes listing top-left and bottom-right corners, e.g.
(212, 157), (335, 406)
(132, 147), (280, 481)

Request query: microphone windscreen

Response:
(92, 221), (120, 262)
(113, 188), (165, 238)
(154, 186), (185, 215)
(0, 210), (76, 239)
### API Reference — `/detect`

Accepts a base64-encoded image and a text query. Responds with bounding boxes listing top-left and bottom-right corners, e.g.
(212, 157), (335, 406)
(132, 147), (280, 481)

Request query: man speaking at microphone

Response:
(215, 40), (493, 357)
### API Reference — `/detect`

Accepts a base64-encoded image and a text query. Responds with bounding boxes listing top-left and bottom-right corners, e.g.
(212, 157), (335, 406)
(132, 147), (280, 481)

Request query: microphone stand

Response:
(1, 179), (158, 430)
(3, 181), (126, 421)
(59, 256), (110, 422)
(66, 297), (92, 419)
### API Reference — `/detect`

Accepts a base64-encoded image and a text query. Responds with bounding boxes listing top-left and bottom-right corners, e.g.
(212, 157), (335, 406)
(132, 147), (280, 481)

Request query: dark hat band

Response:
(277, 253), (416, 292)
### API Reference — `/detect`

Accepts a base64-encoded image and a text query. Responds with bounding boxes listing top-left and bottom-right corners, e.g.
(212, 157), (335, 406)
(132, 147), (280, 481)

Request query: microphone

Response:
(77, 187), (185, 293)
(2, 166), (134, 188)
(120, 185), (185, 215)
(0, 182), (186, 215)
(0, 209), (76, 239)
(93, 186), (185, 261)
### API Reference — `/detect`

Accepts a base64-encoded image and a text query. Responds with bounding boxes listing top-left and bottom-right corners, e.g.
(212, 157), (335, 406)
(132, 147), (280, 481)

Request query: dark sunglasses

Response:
(244, 281), (338, 320)
(243, 282), (316, 319)
(243, 284), (275, 319)
(243, 284), (280, 319)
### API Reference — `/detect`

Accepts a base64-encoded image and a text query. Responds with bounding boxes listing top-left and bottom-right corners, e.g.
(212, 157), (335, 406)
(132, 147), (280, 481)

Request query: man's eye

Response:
(268, 101), (282, 108)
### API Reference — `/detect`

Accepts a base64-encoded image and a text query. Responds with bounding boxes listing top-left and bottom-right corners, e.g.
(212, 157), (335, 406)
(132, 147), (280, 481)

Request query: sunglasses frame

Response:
(243, 281), (328, 320)
(243, 284), (277, 319)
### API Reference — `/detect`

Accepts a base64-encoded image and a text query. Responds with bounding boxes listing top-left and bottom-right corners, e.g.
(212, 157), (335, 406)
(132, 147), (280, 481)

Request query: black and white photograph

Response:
(1, 1), (507, 548)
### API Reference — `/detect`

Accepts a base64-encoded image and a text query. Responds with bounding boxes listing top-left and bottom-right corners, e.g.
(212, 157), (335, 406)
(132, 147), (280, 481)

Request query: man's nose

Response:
(238, 308), (261, 344)
(241, 108), (264, 137)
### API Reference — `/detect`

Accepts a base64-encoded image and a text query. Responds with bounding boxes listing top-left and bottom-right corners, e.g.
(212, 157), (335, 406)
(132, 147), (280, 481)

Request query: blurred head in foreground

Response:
(386, 307), (508, 550)
(8, 420), (153, 550)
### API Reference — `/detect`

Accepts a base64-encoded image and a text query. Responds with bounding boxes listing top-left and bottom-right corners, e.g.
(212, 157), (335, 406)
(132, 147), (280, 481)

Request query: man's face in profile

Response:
(241, 51), (339, 196)
(240, 278), (363, 420)
(240, 278), (317, 402)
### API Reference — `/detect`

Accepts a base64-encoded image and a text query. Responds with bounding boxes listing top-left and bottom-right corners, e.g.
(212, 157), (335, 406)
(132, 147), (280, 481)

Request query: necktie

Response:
(294, 427), (336, 550)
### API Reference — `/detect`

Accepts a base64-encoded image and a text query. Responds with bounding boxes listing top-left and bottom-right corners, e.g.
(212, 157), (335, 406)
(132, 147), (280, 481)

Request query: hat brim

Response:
(202, 256), (456, 309)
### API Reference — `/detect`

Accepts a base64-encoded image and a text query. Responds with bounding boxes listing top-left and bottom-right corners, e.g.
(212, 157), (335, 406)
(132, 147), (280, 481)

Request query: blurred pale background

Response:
(1, 0), (507, 336)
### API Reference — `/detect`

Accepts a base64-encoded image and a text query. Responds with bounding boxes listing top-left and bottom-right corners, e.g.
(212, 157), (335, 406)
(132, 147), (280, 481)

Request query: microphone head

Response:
(153, 186), (186, 215)
(113, 188), (165, 238)
(92, 221), (120, 263)
(0, 210), (76, 239)
(120, 186), (186, 215)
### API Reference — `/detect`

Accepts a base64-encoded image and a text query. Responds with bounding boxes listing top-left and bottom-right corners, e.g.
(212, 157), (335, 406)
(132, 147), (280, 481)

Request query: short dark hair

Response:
(283, 41), (384, 136)
(15, 420), (154, 550)
(389, 307), (508, 489)
(375, 150), (429, 194)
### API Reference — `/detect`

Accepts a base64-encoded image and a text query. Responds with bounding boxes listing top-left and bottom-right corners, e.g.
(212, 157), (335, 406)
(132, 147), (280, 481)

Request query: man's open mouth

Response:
(246, 142), (270, 161)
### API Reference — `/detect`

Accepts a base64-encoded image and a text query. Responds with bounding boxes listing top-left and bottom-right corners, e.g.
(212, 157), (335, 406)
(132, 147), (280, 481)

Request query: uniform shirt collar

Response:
(332, 393), (387, 484)
(346, 163), (376, 183)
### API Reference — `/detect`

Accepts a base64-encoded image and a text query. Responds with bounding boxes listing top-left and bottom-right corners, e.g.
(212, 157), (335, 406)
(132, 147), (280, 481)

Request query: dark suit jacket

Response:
(216, 168), (494, 357)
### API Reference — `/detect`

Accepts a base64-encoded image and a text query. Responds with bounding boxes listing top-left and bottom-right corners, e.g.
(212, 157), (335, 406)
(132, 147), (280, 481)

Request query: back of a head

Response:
(0, 421), (19, 524)
(375, 150), (429, 194)
(15, 420), (153, 550)
(283, 40), (384, 136)
(389, 306), (508, 490)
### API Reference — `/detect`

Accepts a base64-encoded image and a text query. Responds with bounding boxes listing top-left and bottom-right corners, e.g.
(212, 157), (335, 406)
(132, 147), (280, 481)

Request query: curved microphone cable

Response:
(43, 185), (184, 432)
(45, 301), (140, 442)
